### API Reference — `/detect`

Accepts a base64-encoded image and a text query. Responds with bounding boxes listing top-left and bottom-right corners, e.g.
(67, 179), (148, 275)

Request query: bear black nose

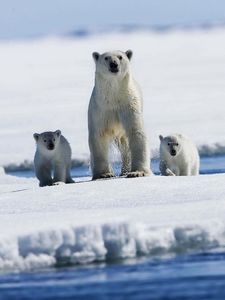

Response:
(48, 143), (54, 150)
(109, 61), (118, 70)
(171, 149), (176, 156)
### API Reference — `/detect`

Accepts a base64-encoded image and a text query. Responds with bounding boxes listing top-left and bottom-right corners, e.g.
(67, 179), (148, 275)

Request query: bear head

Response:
(159, 134), (182, 157)
(92, 50), (133, 79)
(33, 130), (61, 152)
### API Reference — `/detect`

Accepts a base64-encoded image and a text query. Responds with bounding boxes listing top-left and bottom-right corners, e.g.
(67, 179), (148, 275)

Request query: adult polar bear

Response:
(88, 50), (151, 180)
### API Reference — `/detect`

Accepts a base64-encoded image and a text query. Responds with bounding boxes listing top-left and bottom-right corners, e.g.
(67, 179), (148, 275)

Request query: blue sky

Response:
(1, 0), (225, 39)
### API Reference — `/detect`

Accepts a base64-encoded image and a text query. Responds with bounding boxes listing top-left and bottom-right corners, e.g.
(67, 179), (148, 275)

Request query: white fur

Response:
(33, 130), (74, 187)
(88, 50), (151, 179)
(159, 134), (200, 176)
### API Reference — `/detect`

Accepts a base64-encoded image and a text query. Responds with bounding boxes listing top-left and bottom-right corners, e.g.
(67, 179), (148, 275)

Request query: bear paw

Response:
(165, 169), (176, 176)
(127, 171), (148, 178)
(53, 181), (66, 186)
(92, 173), (114, 180)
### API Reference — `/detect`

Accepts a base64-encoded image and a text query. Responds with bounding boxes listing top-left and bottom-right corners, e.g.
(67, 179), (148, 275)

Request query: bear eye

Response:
(167, 143), (170, 146)
(118, 55), (122, 60)
(53, 138), (55, 142)
(44, 139), (47, 143)
(105, 56), (109, 61)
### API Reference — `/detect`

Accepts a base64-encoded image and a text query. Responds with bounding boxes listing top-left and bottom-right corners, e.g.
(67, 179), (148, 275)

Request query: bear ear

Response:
(33, 133), (39, 141)
(55, 130), (61, 137)
(159, 135), (163, 141)
(125, 50), (133, 60)
(92, 52), (100, 62)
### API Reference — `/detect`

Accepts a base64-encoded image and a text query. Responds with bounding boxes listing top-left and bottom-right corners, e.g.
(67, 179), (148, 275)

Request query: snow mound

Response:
(0, 171), (225, 273)
(0, 221), (224, 272)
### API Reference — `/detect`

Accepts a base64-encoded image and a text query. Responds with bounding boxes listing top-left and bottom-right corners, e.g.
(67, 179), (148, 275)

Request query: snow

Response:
(1, 28), (225, 168)
(1, 28), (225, 272)
(0, 168), (225, 272)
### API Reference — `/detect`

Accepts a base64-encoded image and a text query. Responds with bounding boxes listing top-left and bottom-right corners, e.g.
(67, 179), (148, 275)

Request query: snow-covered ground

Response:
(1, 28), (225, 168)
(1, 168), (225, 272)
(1, 28), (225, 273)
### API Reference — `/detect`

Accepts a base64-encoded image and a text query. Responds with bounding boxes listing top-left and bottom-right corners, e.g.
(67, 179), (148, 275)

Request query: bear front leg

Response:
(127, 131), (151, 177)
(65, 169), (75, 184)
(65, 162), (75, 183)
(159, 161), (175, 176)
(53, 163), (67, 184)
(180, 166), (191, 176)
(35, 163), (53, 187)
(122, 113), (151, 177)
(89, 134), (114, 180)
(191, 165), (199, 176)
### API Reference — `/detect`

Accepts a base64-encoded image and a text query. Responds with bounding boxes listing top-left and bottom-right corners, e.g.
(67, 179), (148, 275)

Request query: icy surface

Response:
(1, 29), (225, 168)
(0, 168), (225, 272)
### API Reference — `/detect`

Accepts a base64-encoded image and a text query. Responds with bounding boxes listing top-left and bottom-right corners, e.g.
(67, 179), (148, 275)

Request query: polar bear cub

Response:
(159, 134), (199, 176)
(33, 130), (74, 186)
(88, 49), (151, 180)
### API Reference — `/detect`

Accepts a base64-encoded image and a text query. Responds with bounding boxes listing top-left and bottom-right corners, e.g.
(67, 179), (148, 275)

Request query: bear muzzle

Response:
(170, 149), (176, 156)
(47, 143), (55, 150)
(109, 61), (119, 73)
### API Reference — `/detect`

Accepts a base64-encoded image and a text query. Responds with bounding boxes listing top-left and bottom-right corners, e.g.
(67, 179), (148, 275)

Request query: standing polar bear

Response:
(88, 50), (151, 180)
(33, 130), (74, 186)
(159, 134), (200, 176)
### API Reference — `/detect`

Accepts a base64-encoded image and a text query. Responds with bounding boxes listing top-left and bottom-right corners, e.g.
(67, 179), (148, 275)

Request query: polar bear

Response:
(159, 134), (200, 176)
(88, 50), (151, 180)
(33, 130), (74, 186)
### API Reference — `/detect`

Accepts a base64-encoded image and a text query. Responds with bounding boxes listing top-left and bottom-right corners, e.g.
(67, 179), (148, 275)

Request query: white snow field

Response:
(1, 28), (225, 168)
(1, 169), (225, 272)
(1, 28), (225, 272)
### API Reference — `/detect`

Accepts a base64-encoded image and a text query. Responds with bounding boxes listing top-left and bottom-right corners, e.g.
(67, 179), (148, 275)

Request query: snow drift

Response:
(1, 168), (225, 273)
(1, 222), (225, 272)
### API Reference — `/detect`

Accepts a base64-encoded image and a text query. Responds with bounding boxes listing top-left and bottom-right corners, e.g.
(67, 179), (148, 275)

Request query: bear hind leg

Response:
(116, 136), (131, 176)
(89, 135), (114, 180)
